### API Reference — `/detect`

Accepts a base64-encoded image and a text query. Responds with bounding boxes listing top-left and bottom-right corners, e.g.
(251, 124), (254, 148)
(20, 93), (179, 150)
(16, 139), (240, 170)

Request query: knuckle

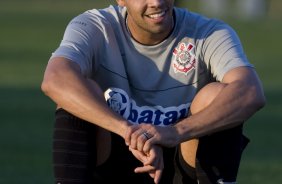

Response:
(131, 131), (139, 139)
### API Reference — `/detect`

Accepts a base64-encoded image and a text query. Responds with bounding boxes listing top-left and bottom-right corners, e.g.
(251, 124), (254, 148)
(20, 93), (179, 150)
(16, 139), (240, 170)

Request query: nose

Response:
(148, 0), (165, 8)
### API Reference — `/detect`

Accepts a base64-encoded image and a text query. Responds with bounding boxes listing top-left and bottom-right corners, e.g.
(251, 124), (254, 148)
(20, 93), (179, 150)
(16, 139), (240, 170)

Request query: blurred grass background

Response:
(0, 0), (281, 183)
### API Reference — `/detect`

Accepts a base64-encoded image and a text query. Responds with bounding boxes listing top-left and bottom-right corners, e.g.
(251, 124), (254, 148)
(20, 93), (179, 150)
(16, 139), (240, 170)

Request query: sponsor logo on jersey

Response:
(104, 88), (190, 126)
(172, 42), (196, 75)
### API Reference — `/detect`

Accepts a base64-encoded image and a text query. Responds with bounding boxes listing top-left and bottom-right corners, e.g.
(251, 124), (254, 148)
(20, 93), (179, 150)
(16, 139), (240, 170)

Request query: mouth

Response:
(146, 11), (166, 19)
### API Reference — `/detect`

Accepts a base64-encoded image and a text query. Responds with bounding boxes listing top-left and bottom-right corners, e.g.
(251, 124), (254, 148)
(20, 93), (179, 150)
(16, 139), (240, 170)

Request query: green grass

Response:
(0, 0), (281, 183)
(0, 88), (54, 184)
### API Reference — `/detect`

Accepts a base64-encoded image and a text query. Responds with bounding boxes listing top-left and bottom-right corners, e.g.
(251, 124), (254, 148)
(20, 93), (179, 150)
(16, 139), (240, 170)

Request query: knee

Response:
(96, 127), (111, 166)
(191, 82), (226, 114)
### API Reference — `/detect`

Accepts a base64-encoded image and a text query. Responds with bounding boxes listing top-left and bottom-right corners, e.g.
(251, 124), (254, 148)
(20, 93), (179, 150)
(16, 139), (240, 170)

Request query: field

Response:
(0, 0), (281, 183)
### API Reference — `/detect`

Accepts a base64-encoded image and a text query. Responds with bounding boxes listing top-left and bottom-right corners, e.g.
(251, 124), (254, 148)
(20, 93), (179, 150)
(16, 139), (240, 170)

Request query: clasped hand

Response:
(125, 124), (179, 184)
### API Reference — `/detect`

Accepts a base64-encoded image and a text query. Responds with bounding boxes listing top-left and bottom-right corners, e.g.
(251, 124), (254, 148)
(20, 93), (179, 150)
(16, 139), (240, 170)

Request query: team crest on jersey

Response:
(172, 42), (196, 75)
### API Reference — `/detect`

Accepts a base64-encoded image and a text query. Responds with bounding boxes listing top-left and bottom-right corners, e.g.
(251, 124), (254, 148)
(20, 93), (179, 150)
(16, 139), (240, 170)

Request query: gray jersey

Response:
(51, 5), (252, 126)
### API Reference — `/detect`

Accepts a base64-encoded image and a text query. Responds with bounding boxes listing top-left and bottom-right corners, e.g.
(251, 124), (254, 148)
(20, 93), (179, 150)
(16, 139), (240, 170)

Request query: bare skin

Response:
(42, 0), (176, 139)
(41, 57), (130, 137)
(130, 83), (227, 175)
(42, 1), (177, 182)
(41, 58), (163, 183)
(117, 0), (175, 45)
(118, 0), (265, 157)
(125, 66), (265, 168)
(42, 0), (265, 183)
(180, 82), (227, 168)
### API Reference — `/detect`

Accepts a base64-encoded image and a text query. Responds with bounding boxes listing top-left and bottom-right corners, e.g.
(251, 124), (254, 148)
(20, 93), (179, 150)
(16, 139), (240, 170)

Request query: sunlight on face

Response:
(117, 0), (175, 45)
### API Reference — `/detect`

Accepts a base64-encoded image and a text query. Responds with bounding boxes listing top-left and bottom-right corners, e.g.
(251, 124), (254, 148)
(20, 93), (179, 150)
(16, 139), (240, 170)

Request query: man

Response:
(41, 0), (265, 183)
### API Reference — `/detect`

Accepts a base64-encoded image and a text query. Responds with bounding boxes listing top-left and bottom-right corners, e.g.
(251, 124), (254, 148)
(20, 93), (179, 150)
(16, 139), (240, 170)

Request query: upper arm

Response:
(42, 57), (84, 93)
(222, 66), (261, 85)
(222, 66), (266, 107)
(44, 57), (82, 79)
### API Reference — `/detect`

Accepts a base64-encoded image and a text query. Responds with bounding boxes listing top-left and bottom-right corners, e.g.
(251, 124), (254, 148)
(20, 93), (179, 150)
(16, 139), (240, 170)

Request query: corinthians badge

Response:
(172, 42), (196, 75)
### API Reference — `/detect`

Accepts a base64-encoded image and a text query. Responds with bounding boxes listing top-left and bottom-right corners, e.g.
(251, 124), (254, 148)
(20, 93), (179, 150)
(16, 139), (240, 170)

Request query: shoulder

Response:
(68, 5), (125, 32)
(174, 8), (234, 39)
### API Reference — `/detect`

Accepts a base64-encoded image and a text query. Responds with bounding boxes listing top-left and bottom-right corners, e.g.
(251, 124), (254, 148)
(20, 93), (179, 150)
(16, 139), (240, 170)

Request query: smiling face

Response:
(117, 0), (175, 45)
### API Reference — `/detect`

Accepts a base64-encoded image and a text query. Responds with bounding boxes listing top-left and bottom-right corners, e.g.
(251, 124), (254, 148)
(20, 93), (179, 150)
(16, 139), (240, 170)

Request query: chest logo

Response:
(172, 42), (196, 75)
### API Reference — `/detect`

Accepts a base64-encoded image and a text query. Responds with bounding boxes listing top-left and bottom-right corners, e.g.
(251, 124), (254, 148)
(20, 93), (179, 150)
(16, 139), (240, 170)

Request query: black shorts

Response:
(53, 109), (175, 184)
(174, 126), (250, 184)
(53, 109), (249, 184)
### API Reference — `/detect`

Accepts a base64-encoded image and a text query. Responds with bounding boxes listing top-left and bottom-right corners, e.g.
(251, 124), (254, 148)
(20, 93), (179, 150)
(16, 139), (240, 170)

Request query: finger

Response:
(144, 148), (157, 165)
(143, 138), (154, 153)
(154, 169), (163, 184)
(124, 125), (138, 146)
(138, 131), (154, 153)
(134, 165), (156, 173)
(130, 128), (144, 149)
(137, 132), (150, 152)
(149, 171), (155, 179)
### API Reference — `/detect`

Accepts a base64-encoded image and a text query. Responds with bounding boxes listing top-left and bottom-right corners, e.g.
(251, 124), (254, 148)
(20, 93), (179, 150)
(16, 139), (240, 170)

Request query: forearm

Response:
(175, 68), (265, 143)
(41, 58), (130, 138)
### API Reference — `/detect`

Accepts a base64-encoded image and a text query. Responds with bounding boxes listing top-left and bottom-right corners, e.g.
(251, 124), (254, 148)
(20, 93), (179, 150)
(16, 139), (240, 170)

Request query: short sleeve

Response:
(202, 22), (253, 81)
(50, 11), (104, 77)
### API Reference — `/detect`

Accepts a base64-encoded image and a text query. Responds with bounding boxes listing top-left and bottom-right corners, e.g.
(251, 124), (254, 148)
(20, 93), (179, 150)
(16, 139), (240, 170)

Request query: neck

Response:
(125, 14), (174, 46)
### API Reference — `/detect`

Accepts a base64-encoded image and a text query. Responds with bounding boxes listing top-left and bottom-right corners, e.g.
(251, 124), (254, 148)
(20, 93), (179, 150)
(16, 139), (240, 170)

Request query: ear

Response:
(116, 0), (125, 6)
